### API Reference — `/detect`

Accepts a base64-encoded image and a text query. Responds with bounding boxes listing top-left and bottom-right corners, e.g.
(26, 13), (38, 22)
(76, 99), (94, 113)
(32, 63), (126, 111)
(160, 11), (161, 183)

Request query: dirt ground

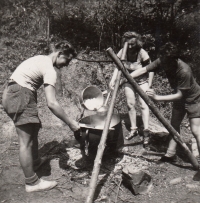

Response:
(1, 58), (200, 203)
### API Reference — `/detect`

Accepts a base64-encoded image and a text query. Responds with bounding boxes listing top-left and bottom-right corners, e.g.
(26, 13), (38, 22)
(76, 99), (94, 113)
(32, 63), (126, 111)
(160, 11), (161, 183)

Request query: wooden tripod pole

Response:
(106, 47), (199, 170)
(85, 43), (128, 203)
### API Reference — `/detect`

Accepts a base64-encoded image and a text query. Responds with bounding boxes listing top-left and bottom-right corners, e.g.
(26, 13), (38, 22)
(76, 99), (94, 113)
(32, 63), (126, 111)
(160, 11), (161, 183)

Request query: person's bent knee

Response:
(19, 140), (33, 150)
(140, 102), (149, 111)
(127, 101), (136, 111)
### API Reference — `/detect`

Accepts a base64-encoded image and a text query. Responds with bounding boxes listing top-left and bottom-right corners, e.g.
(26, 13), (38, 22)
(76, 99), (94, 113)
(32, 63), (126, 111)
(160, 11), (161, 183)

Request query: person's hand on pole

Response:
(119, 77), (127, 86)
(109, 79), (115, 90)
(146, 89), (157, 100)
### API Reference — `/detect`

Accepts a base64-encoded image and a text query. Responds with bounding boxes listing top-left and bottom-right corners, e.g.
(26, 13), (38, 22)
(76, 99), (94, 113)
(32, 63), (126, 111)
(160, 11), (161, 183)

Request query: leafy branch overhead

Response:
(0, 0), (199, 80)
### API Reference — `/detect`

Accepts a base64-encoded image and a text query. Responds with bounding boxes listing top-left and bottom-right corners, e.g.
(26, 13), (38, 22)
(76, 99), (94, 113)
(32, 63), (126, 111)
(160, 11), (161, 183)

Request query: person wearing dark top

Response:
(129, 42), (200, 164)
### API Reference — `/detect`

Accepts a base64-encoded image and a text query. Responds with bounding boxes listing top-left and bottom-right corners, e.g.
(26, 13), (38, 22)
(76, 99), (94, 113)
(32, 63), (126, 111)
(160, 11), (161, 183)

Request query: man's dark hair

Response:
(51, 40), (77, 57)
(159, 42), (179, 59)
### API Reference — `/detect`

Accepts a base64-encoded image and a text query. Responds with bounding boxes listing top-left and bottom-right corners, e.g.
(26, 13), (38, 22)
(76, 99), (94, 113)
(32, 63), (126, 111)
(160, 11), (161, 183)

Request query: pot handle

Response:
(85, 129), (89, 156)
(76, 108), (85, 122)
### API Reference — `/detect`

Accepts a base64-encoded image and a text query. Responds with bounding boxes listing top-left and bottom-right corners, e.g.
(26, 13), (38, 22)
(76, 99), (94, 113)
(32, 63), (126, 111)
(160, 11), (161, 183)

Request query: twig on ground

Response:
(115, 178), (122, 203)
(118, 151), (157, 163)
(112, 179), (124, 191)
(109, 187), (125, 202)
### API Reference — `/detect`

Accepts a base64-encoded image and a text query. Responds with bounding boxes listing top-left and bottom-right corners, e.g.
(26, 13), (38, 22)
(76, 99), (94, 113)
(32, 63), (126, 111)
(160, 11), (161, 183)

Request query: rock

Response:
(186, 184), (200, 190)
(114, 165), (123, 172)
(122, 164), (152, 195)
(169, 177), (182, 185)
(148, 119), (168, 136)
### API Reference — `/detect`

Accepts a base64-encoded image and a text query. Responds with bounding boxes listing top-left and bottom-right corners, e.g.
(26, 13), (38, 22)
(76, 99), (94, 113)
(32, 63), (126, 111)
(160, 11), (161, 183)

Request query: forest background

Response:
(0, 1), (200, 202)
(0, 0), (200, 118)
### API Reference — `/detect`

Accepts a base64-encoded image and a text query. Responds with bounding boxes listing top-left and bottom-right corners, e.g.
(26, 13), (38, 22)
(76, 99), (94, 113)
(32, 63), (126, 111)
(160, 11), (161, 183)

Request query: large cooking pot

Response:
(79, 113), (120, 130)
(78, 114), (123, 154)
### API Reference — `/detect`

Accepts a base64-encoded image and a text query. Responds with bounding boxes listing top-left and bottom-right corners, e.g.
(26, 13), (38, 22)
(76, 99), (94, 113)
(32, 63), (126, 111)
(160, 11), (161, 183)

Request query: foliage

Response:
(51, 0), (183, 50)
(0, 0), (53, 39)
(0, 0), (199, 120)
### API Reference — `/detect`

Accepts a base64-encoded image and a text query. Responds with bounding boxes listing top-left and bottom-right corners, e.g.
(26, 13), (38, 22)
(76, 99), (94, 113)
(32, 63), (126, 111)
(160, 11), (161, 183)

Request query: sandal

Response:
(143, 137), (150, 149)
(125, 127), (138, 140)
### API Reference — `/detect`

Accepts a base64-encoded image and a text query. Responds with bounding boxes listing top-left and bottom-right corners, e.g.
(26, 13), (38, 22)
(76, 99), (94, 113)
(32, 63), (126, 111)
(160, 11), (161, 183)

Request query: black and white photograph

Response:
(0, 0), (200, 202)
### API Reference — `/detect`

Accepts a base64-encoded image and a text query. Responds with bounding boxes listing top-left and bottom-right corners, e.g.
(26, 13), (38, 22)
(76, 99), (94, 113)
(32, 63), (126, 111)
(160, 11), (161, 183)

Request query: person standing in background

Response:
(109, 31), (154, 148)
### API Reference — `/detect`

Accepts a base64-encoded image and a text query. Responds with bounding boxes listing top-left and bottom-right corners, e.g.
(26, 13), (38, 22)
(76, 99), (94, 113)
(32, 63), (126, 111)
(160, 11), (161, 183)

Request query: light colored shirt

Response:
(10, 55), (57, 91)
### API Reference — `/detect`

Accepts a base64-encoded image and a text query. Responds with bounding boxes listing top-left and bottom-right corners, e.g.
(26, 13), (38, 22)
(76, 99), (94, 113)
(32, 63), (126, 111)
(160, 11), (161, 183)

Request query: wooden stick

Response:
(106, 47), (199, 170)
(104, 90), (111, 106)
(115, 178), (122, 203)
(85, 43), (128, 203)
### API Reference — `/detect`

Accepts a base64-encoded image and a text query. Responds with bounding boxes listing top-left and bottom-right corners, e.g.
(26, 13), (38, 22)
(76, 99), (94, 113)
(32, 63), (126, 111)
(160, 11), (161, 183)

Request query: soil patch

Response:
(1, 56), (200, 203)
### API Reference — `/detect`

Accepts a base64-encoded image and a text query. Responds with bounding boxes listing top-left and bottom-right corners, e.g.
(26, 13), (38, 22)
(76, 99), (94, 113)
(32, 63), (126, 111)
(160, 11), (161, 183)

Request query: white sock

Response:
(165, 149), (176, 157)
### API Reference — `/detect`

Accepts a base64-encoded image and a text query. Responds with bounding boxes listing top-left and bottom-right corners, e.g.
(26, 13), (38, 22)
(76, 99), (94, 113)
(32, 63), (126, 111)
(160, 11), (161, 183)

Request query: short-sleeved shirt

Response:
(117, 48), (150, 84)
(146, 58), (200, 104)
(10, 55), (57, 91)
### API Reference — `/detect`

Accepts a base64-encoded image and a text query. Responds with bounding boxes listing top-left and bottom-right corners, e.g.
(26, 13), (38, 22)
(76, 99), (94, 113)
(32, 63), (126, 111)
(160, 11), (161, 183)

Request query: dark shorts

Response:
(185, 102), (200, 118)
(173, 99), (200, 118)
(2, 81), (41, 126)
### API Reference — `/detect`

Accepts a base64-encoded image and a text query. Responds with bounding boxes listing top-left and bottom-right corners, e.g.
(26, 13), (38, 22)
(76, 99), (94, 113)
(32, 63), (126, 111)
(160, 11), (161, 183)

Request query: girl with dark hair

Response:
(2, 40), (80, 192)
(109, 31), (154, 148)
(129, 42), (200, 166)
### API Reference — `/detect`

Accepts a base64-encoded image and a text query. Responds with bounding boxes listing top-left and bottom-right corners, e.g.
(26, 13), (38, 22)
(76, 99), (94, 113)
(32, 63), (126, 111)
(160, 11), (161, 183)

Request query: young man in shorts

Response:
(2, 41), (80, 192)
(127, 42), (200, 166)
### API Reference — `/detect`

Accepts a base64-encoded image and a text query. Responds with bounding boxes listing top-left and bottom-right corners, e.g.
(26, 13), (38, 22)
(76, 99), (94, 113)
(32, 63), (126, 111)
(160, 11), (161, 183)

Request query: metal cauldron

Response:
(77, 86), (123, 155)
(78, 114), (123, 154)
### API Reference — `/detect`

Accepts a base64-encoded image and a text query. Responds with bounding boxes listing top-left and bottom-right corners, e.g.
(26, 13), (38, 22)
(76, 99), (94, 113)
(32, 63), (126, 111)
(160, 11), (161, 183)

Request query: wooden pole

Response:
(106, 47), (199, 170)
(85, 43), (128, 203)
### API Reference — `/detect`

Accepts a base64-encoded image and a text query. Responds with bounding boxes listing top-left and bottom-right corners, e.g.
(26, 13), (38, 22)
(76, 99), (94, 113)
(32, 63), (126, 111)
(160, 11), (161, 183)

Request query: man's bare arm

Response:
(44, 84), (80, 131)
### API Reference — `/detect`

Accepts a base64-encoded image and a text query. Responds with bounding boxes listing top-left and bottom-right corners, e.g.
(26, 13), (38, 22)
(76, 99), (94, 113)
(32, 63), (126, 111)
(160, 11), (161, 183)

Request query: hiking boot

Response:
(25, 179), (57, 192)
(33, 157), (48, 171)
(158, 155), (177, 163)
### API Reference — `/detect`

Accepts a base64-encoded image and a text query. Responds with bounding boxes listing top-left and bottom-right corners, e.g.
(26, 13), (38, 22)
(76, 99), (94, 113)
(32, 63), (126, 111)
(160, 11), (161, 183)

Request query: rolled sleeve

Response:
(177, 70), (191, 91)
(43, 70), (57, 87)
(140, 49), (150, 61)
